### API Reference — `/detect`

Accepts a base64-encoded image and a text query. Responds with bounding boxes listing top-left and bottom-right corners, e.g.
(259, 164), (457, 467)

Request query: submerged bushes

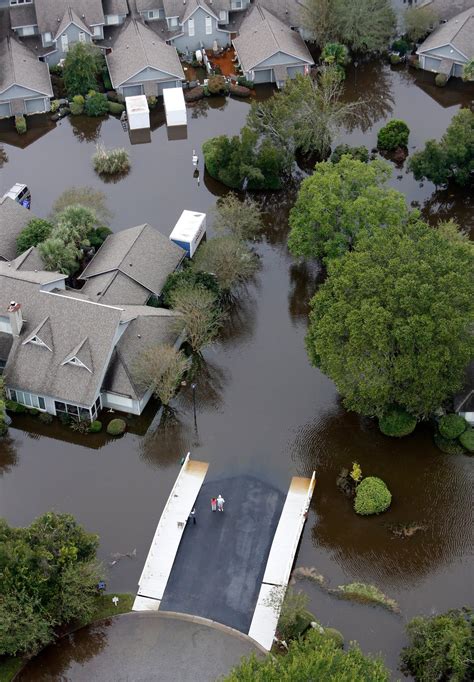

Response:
(354, 477), (391, 515)
(379, 405), (417, 437)
(377, 119), (410, 150)
(92, 144), (130, 176)
(438, 414), (467, 440)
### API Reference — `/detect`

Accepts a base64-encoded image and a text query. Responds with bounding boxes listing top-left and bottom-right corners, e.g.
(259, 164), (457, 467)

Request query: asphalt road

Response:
(160, 476), (284, 633)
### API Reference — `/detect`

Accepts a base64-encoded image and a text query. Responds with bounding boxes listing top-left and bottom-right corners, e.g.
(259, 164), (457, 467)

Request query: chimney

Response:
(7, 301), (23, 337)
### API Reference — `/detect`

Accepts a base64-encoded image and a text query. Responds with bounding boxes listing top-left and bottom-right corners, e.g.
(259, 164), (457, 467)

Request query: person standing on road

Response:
(217, 494), (225, 512)
(211, 497), (217, 512)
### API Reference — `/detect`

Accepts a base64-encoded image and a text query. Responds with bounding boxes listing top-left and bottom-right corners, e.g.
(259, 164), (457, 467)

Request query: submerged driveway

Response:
(160, 476), (285, 633)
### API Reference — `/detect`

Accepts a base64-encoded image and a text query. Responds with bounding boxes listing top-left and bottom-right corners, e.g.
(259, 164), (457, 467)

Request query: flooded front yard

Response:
(0, 62), (473, 677)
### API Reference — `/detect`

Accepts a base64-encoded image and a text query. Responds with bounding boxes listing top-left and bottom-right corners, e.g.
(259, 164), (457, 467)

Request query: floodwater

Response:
(1, 63), (473, 679)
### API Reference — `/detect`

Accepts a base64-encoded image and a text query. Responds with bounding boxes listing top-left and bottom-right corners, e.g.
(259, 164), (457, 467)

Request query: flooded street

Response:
(1, 63), (473, 678)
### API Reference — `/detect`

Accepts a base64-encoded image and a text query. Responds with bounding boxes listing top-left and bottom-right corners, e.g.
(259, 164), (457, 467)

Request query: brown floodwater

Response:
(1, 63), (473, 679)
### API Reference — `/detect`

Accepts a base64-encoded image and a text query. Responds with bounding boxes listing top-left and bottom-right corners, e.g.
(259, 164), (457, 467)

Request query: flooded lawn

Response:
(0, 62), (473, 678)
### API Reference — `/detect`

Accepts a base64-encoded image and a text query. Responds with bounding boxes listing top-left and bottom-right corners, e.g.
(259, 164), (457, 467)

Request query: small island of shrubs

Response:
(354, 477), (392, 516)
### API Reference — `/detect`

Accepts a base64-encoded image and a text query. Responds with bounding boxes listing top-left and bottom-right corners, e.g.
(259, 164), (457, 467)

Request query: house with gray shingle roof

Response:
(0, 222), (186, 418)
(0, 35), (53, 118)
(419, 0), (474, 22)
(417, 7), (474, 79)
(106, 19), (185, 98)
(0, 196), (39, 260)
(233, 3), (313, 86)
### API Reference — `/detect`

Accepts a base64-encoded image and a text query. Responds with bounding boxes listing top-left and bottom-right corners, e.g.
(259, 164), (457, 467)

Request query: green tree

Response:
(16, 218), (53, 254)
(224, 628), (389, 681)
(321, 42), (350, 67)
(0, 592), (52, 656)
(193, 236), (259, 294)
(55, 204), (97, 248)
(133, 345), (189, 406)
(306, 219), (474, 417)
(63, 43), (102, 97)
(404, 6), (438, 43)
(463, 59), (474, 82)
(213, 193), (263, 241)
(377, 119), (410, 151)
(302, 0), (334, 47)
(401, 609), (474, 682)
(408, 109), (474, 187)
(288, 157), (408, 262)
(38, 236), (80, 275)
(170, 284), (225, 353)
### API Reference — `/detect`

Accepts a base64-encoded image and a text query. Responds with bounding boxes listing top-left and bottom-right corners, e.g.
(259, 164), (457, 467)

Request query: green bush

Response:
(15, 115), (27, 135)
(438, 414), (467, 439)
(89, 420), (102, 433)
(16, 217), (53, 254)
(434, 432), (466, 455)
(401, 608), (474, 682)
(49, 65), (63, 76)
(206, 75), (228, 95)
(333, 583), (399, 612)
(70, 94), (85, 115)
(107, 418), (126, 436)
(92, 144), (130, 175)
(390, 54), (401, 65)
(330, 144), (369, 164)
(102, 67), (112, 91)
(392, 38), (410, 56)
(435, 73), (448, 87)
(354, 477), (392, 515)
(28, 408), (39, 416)
(87, 225), (112, 249)
(50, 99), (61, 113)
(147, 95), (157, 109)
(161, 268), (220, 307)
(324, 627), (344, 649)
(377, 119), (410, 150)
(379, 405), (417, 437)
(108, 101), (125, 115)
(5, 400), (27, 413)
(85, 90), (109, 117)
(459, 428), (474, 453)
(237, 76), (253, 88)
(38, 412), (53, 424)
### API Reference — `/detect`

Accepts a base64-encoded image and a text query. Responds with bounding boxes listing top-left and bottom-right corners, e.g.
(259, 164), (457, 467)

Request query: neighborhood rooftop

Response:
(0, 197), (36, 262)
(33, 0), (105, 35)
(417, 7), (474, 60)
(0, 35), (53, 98)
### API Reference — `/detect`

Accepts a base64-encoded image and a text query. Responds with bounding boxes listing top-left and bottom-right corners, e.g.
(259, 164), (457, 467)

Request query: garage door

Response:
(157, 81), (177, 96)
(253, 69), (272, 84)
(122, 84), (144, 97)
(0, 102), (11, 118)
(25, 97), (46, 114)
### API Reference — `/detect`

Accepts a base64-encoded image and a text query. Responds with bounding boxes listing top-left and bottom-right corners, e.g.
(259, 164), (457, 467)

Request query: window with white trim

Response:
(169, 16), (178, 28)
(62, 356), (92, 372)
(219, 10), (227, 21)
(205, 16), (212, 35)
(43, 32), (52, 44)
(93, 26), (102, 36)
(61, 33), (69, 52)
(54, 400), (91, 421)
(188, 18), (195, 36)
(9, 389), (46, 410)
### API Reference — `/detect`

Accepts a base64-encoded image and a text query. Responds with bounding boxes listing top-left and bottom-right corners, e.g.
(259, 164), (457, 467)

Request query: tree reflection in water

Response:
(69, 115), (103, 143)
(342, 62), (395, 134)
(287, 260), (323, 327)
(422, 185), (474, 237)
(0, 434), (17, 475)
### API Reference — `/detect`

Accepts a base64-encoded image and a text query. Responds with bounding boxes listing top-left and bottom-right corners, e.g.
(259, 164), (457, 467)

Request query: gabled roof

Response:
(34, 0), (104, 35)
(81, 223), (185, 298)
(61, 336), (94, 372)
(9, 4), (38, 29)
(22, 316), (54, 351)
(12, 246), (46, 272)
(417, 7), (474, 59)
(162, 0), (218, 22)
(0, 197), (36, 262)
(233, 3), (313, 71)
(0, 36), (53, 97)
(106, 19), (184, 87)
(420, 0), (474, 22)
(54, 7), (92, 39)
(81, 270), (151, 305)
(136, 0), (165, 13)
(0, 260), (65, 286)
(103, 0), (129, 16)
(259, 0), (306, 27)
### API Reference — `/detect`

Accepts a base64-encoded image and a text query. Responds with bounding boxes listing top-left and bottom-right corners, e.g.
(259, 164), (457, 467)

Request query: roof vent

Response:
(82, 13), (85, 18)
(137, 334), (141, 338)
(57, 17), (60, 22)
(129, 262), (133, 266)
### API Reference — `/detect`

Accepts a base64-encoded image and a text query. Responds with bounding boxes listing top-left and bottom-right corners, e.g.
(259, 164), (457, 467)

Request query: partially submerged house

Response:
(0, 35), (53, 118)
(106, 19), (185, 98)
(417, 7), (474, 79)
(0, 223), (185, 417)
(233, 3), (313, 86)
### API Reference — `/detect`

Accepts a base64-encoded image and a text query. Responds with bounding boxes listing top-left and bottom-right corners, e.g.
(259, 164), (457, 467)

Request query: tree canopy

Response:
(193, 235), (259, 294)
(213, 192), (263, 241)
(409, 109), (474, 187)
(16, 217), (53, 255)
(288, 156), (409, 262)
(305, 219), (474, 418)
(63, 43), (102, 97)
(404, 6), (438, 43)
(0, 512), (100, 656)
(224, 628), (389, 681)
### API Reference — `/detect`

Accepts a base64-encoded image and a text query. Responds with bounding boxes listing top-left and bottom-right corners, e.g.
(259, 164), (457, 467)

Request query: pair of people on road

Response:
(211, 494), (225, 512)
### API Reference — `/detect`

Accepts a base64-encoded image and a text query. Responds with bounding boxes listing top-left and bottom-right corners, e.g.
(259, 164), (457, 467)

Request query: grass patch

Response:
(80, 592), (134, 625)
(331, 582), (399, 613)
(0, 656), (23, 682)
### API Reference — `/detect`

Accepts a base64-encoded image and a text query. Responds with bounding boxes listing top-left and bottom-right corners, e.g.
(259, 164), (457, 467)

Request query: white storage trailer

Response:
(163, 87), (187, 127)
(125, 95), (150, 130)
(169, 210), (206, 258)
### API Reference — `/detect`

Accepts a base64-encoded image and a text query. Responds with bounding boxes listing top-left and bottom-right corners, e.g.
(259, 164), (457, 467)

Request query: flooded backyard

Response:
(1, 62), (473, 678)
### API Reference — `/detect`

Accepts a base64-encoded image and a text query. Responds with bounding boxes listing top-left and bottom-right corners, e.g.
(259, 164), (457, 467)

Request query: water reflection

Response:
(139, 410), (195, 468)
(342, 62), (395, 133)
(422, 186), (474, 236)
(68, 115), (103, 143)
(217, 286), (259, 350)
(178, 355), (229, 414)
(0, 434), (17, 475)
(291, 407), (473, 587)
(0, 146), (7, 167)
(287, 260), (322, 326)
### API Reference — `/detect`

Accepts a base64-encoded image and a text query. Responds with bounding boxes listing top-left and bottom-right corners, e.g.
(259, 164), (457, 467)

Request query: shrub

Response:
(377, 119), (410, 150)
(330, 144), (369, 164)
(379, 405), (417, 437)
(5, 400), (27, 413)
(147, 95), (157, 109)
(87, 225), (112, 249)
(63, 43), (101, 97)
(85, 90), (109, 117)
(333, 583), (399, 612)
(390, 54), (401, 65)
(89, 420), (102, 433)
(50, 99), (61, 113)
(108, 101), (125, 115)
(102, 67), (112, 91)
(162, 268), (220, 307)
(435, 73), (448, 87)
(321, 42), (349, 67)
(107, 418), (126, 436)
(38, 412), (53, 424)
(15, 115), (27, 135)
(237, 76), (253, 88)
(392, 38), (410, 56)
(70, 94), (84, 115)
(92, 144), (130, 175)
(16, 218), (53, 254)
(434, 432), (466, 455)
(324, 627), (345, 649)
(354, 477), (392, 515)
(438, 414), (467, 439)
(401, 608), (474, 682)
(459, 428), (474, 453)
(206, 75), (227, 95)
(28, 408), (39, 416)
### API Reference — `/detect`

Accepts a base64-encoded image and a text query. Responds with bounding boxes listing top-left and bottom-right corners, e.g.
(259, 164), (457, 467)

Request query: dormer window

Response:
(64, 356), (92, 372)
(61, 337), (93, 373)
(29, 336), (49, 348)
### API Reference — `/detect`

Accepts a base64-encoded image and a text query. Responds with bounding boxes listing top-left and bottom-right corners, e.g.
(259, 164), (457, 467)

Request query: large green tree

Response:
(306, 219), (474, 418)
(16, 217), (53, 255)
(0, 512), (100, 656)
(224, 629), (389, 681)
(404, 6), (438, 43)
(63, 43), (102, 97)
(288, 156), (409, 262)
(409, 109), (474, 187)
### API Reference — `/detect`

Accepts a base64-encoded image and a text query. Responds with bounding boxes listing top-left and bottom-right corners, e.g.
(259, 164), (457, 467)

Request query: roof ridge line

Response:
(450, 10), (472, 44)
(117, 223), (148, 271)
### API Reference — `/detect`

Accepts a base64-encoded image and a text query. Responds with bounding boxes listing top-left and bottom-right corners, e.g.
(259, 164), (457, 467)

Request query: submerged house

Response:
(106, 19), (185, 98)
(0, 224), (186, 417)
(417, 7), (474, 79)
(0, 35), (53, 118)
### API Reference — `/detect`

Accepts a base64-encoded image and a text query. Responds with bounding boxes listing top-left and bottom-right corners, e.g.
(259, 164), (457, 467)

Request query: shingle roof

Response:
(34, 0), (104, 35)
(0, 259), (66, 285)
(103, 308), (182, 399)
(103, 0), (129, 16)
(54, 7), (92, 39)
(0, 333), (13, 362)
(9, 4), (38, 29)
(259, 0), (306, 27)
(233, 3), (313, 72)
(1, 272), (122, 406)
(81, 270), (150, 305)
(106, 19), (184, 86)
(420, 0), (474, 22)
(81, 223), (185, 298)
(136, 0), (164, 12)
(12, 246), (46, 272)
(0, 197), (35, 261)
(0, 36), (53, 97)
(417, 7), (474, 59)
